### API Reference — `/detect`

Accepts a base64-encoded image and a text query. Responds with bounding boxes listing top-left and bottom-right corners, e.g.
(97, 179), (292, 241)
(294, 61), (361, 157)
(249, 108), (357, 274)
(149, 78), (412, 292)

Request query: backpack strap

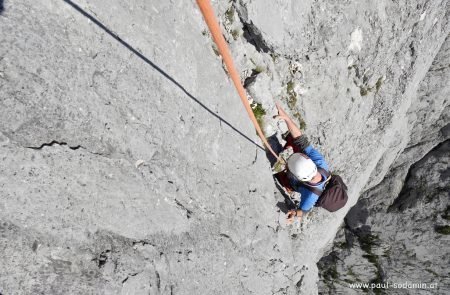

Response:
(318, 167), (331, 180)
(300, 168), (332, 196)
(301, 182), (323, 196)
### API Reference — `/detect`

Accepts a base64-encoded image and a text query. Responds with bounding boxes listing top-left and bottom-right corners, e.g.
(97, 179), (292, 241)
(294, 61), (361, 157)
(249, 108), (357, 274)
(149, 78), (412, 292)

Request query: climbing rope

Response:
(196, 0), (281, 162)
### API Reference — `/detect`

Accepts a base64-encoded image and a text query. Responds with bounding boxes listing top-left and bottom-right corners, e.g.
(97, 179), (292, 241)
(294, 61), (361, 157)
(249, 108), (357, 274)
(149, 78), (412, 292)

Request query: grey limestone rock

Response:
(318, 140), (449, 294)
(318, 34), (450, 294)
(0, 0), (449, 294)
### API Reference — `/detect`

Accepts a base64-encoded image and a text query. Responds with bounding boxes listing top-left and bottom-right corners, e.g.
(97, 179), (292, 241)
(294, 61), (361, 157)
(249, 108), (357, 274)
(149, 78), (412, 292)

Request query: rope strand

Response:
(196, 0), (281, 162)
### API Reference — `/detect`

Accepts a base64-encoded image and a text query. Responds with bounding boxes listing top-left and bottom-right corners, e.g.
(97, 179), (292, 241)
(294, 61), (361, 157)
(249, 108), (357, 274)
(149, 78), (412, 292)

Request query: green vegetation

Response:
(348, 65), (385, 96)
(359, 234), (379, 258)
(252, 102), (266, 130)
(324, 265), (339, 280)
(335, 241), (348, 249)
(287, 80), (295, 94)
(277, 81), (307, 131)
(286, 81), (298, 108)
(375, 77), (384, 92)
(363, 253), (379, 265)
(225, 7), (234, 24)
(293, 112), (307, 130)
(284, 80), (306, 129)
(287, 95), (297, 110)
(320, 255), (340, 292)
(211, 44), (220, 56)
(357, 233), (385, 292)
(272, 159), (285, 174)
(253, 65), (265, 74)
(231, 29), (240, 40)
(248, 58), (265, 73)
(360, 86), (369, 96)
(435, 225), (450, 235)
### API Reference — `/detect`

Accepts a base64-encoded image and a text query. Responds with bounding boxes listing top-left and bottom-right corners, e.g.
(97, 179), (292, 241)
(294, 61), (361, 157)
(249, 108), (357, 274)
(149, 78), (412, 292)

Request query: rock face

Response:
(318, 35), (450, 294)
(0, 0), (448, 294)
(318, 140), (449, 294)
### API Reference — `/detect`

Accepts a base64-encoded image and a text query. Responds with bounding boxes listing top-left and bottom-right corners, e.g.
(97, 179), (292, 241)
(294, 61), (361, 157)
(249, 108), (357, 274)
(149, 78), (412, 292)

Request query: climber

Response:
(272, 102), (335, 224)
(196, 0), (346, 223)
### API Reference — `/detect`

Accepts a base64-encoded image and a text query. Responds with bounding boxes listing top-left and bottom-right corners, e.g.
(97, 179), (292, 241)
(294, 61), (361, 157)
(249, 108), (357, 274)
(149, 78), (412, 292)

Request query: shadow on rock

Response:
(266, 134), (298, 212)
(0, 0), (4, 14)
(276, 201), (293, 214)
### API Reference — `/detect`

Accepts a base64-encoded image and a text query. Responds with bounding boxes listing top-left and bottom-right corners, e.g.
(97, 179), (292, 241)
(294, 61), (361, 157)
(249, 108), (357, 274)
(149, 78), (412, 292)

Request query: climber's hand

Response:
(274, 102), (291, 122)
(286, 209), (296, 225)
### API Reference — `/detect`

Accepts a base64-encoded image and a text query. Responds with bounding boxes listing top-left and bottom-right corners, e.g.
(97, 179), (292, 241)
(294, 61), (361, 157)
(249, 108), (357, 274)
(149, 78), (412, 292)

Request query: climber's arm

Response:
(275, 102), (302, 138)
(287, 186), (318, 223)
(284, 117), (302, 138)
(299, 187), (319, 211)
(275, 101), (329, 170)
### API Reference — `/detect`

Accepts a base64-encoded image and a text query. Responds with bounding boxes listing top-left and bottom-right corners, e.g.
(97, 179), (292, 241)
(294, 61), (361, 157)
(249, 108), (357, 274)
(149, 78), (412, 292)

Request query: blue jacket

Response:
(289, 145), (329, 211)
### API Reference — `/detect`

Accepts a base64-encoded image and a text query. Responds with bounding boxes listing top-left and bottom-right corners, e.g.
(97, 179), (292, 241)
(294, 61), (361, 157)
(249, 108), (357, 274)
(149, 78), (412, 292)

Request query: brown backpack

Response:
(300, 168), (348, 212)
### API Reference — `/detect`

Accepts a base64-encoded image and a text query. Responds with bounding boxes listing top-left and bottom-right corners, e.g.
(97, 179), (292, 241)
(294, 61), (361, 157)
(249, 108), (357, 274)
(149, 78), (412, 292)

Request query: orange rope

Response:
(196, 0), (281, 162)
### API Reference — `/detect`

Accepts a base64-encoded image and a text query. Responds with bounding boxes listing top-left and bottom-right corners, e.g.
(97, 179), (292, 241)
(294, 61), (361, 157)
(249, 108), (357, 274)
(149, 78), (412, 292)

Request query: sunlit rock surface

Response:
(0, 0), (448, 294)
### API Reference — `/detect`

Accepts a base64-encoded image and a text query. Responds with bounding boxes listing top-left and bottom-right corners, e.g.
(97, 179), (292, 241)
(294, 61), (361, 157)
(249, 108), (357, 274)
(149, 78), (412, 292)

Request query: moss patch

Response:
(435, 225), (450, 235)
(375, 77), (383, 92)
(293, 112), (307, 130)
(286, 82), (297, 109)
(287, 95), (297, 110)
(360, 87), (369, 96)
(359, 234), (379, 256)
(278, 80), (307, 131)
(282, 81), (306, 130)
(319, 253), (340, 292)
(211, 44), (220, 56)
(286, 80), (295, 95)
(252, 102), (266, 130)
(336, 241), (348, 249)
(253, 65), (265, 74)
(287, 80), (295, 94)
(357, 233), (385, 291)
(231, 29), (240, 40)
(225, 7), (234, 24)
(272, 160), (285, 174)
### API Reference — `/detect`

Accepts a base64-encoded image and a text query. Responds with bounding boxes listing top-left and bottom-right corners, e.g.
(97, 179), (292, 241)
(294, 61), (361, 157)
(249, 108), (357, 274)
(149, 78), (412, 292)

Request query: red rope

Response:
(196, 0), (281, 162)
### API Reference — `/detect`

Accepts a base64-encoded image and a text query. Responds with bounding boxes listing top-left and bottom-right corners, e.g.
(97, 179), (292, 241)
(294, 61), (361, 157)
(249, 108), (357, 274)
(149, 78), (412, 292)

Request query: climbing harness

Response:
(196, 0), (282, 162)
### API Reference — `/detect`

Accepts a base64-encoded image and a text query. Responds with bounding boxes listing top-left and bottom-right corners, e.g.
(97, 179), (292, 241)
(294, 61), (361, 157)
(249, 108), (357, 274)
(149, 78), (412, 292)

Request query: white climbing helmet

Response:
(287, 153), (317, 182)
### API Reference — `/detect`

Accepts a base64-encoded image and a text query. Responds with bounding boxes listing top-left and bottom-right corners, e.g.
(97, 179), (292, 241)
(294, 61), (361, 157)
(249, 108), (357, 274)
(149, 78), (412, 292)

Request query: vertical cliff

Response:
(318, 35), (449, 294)
(0, 0), (448, 294)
